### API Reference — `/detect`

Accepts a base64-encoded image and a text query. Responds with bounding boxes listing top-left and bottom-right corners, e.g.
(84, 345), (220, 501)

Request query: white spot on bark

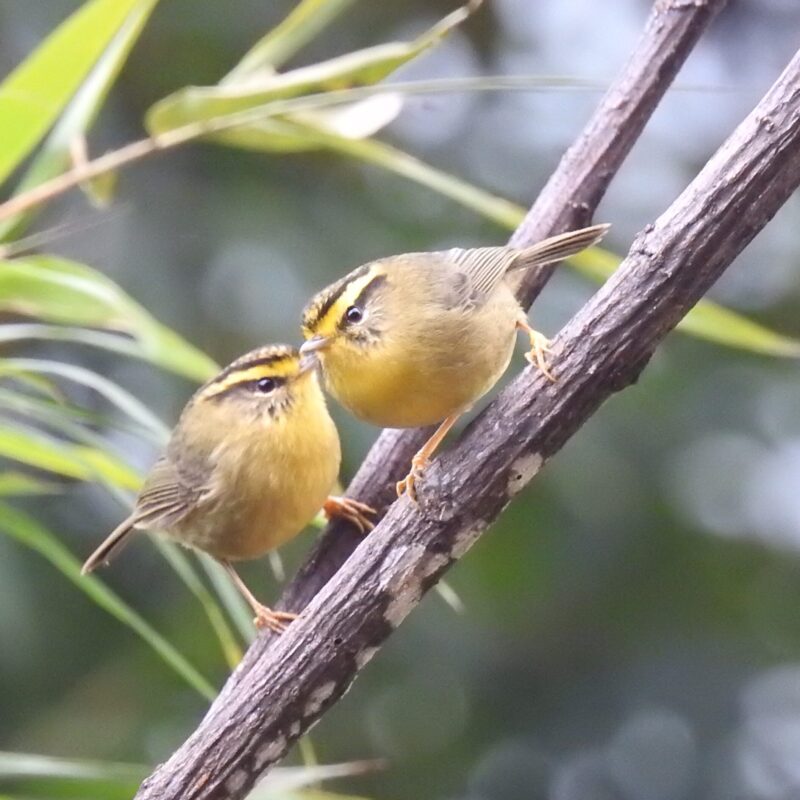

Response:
(355, 646), (379, 669)
(225, 770), (247, 792)
(507, 453), (543, 497)
(255, 735), (287, 769)
(289, 721), (301, 737)
(304, 681), (337, 717)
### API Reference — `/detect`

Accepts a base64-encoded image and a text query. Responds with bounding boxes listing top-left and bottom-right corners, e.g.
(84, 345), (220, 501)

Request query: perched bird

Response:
(301, 224), (609, 499)
(82, 344), (373, 631)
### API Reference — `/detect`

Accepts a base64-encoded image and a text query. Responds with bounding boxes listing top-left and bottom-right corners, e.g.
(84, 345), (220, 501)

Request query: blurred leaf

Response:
(0, 503), (216, 699)
(0, 323), (214, 389)
(1, 358), (169, 439)
(0, 362), (60, 401)
(0, 256), (218, 381)
(0, 472), (61, 496)
(0, 751), (146, 784)
(292, 128), (523, 228)
(0, 751), (376, 800)
(200, 553), (256, 644)
(0, 383), (161, 446)
(569, 249), (800, 358)
(224, 0), (356, 79)
(676, 300), (800, 357)
(155, 541), (243, 669)
(0, 423), (140, 490)
(146, 1), (478, 135)
(0, 0), (157, 189)
(0, 0), (160, 240)
(247, 760), (383, 798)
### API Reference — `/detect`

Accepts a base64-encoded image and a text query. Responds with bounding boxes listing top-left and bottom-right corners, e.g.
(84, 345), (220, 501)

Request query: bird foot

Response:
(253, 605), (298, 633)
(396, 457), (429, 503)
(324, 496), (376, 534)
(524, 329), (556, 381)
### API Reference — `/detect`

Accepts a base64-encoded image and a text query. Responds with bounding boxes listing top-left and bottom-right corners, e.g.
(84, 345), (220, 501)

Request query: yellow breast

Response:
(173, 385), (340, 561)
(321, 285), (520, 428)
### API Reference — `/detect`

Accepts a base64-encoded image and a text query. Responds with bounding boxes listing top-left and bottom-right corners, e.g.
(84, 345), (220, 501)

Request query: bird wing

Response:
(132, 455), (212, 529)
(439, 224), (611, 302)
(440, 246), (521, 300)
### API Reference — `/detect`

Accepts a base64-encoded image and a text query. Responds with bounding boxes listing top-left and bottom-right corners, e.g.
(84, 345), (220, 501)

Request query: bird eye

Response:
(256, 377), (276, 393)
(345, 305), (363, 324)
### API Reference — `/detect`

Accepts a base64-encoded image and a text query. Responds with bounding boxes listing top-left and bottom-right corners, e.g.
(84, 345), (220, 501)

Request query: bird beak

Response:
(300, 335), (331, 356)
(298, 352), (319, 376)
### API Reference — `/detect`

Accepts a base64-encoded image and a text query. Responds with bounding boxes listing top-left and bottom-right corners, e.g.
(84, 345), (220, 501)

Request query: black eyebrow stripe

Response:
(206, 375), (287, 402)
(206, 354), (292, 386)
(305, 263), (371, 329)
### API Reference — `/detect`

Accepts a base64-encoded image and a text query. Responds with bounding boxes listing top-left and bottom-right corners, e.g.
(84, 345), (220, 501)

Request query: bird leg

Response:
(323, 495), (376, 534)
(396, 413), (461, 502)
(516, 317), (556, 381)
(220, 560), (297, 633)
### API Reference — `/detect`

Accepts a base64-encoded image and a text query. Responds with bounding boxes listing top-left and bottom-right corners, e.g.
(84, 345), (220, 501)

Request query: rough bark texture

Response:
(269, 0), (729, 628)
(135, 47), (800, 800)
(130, 0), (776, 800)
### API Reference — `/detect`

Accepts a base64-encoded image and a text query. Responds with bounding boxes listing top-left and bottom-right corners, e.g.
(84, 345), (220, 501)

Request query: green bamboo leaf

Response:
(0, 383), (161, 445)
(0, 256), (218, 382)
(0, 323), (216, 393)
(0, 472), (61, 496)
(1, 358), (169, 439)
(0, 0), (156, 188)
(247, 760), (382, 798)
(569, 249), (800, 358)
(0, 751), (146, 784)
(0, 0), (161, 240)
(0, 423), (140, 490)
(199, 554), (256, 644)
(146, 1), (479, 135)
(155, 541), (243, 668)
(224, 0), (357, 80)
(0, 503), (216, 699)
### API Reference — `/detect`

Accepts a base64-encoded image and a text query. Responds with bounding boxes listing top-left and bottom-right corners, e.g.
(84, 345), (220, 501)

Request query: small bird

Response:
(300, 224), (609, 499)
(82, 344), (373, 632)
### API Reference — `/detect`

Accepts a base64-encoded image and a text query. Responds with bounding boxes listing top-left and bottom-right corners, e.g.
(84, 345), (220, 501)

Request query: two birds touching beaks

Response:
(82, 223), (609, 631)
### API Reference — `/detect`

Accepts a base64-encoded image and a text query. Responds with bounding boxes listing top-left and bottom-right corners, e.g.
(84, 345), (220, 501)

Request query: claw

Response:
(396, 457), (428, 503)
(518, 319), (556, 381)
(324, 495), (376, 533)
(253, 606), (298, 633)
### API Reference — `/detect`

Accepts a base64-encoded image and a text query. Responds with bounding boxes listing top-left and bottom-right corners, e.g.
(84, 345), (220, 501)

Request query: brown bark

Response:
(130, 1), (786, 798)
(136, 46), (800, 799)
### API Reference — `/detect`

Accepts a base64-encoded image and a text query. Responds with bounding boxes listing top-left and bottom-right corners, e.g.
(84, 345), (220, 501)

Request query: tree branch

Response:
(135, 46), (800, 800)
(267, 0), (728, 641)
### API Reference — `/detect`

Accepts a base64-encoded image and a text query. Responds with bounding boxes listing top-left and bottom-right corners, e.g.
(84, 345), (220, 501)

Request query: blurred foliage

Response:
(1, 1), (800, 799)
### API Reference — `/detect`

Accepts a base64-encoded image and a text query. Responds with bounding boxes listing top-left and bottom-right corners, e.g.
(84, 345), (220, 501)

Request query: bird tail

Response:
(510, 223), (610, 271)
(81, 517), (137, 575)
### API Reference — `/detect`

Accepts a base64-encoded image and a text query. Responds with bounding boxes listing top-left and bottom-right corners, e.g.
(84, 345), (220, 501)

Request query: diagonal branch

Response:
(266, 0), (729, 640)
(135, 45), (800, 800)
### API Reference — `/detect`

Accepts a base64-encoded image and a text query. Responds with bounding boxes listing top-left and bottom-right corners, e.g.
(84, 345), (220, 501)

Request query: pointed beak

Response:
(300, 335), (331, 356)
(298, 351), (319, 376)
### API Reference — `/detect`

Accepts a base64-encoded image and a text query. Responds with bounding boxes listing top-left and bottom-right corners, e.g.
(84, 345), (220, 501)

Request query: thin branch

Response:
(134, 44), (800, 800)
(267, 0), (729, 643)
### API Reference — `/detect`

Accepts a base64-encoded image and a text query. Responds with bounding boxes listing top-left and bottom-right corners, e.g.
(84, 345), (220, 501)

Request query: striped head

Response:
(301, 261), (391, 355)
(194, 344), (322, 421)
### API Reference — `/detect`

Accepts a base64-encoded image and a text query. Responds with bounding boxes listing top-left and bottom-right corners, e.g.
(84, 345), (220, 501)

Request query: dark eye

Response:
(256, 377), (276, 394)
(345, 305), (363, 324)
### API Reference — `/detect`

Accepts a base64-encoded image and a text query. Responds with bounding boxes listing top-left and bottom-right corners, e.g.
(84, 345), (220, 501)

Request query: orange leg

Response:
(323, 495), (376, 534)
(516, 317), (556, 381)
(396, 413), (461, 502)
(221, 560), (297, 633)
